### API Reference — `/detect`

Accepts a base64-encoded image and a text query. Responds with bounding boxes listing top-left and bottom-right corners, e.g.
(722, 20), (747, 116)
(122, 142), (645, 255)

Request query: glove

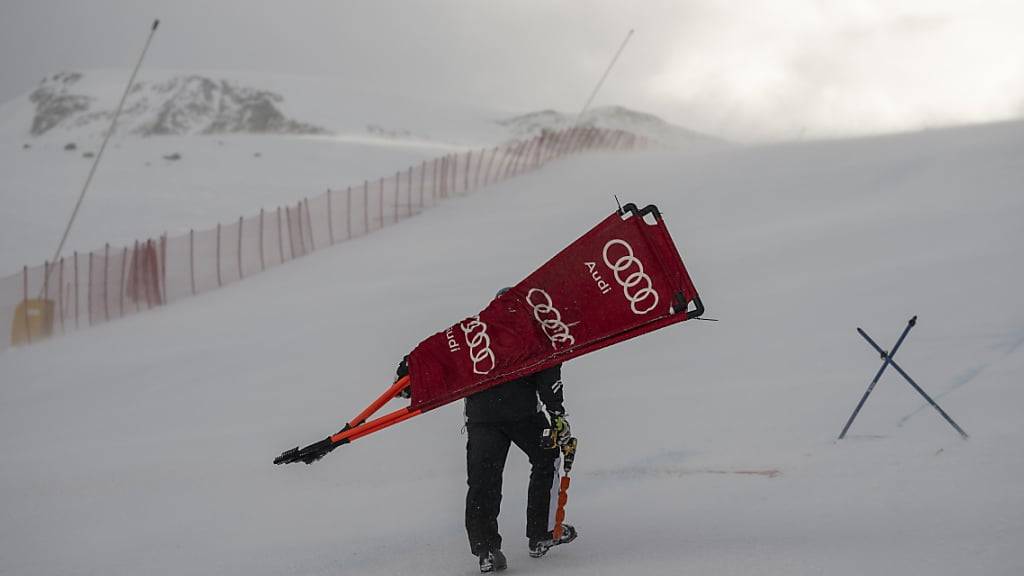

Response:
(395, 356), (411, 399)
(550, 414), (571, 448)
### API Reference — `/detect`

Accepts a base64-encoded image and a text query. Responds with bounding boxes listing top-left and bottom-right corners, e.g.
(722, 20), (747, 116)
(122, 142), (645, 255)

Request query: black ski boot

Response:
(529, 524), (578, 558)
(478, 549), (507, 573)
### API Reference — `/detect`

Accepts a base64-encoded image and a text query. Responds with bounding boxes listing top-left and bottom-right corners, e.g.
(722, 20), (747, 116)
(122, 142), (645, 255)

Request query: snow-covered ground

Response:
(1, 116), (1023, 575)
(0, 134), (459, 274)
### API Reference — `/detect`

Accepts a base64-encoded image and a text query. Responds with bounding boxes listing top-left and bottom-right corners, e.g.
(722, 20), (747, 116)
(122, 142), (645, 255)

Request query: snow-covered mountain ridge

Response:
(27, 71), (328, 137)
(3, 70), (718, 149)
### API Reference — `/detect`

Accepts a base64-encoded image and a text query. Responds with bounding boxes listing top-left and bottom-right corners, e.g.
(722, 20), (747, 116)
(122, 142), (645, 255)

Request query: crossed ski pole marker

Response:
(838, 316), (968, 440)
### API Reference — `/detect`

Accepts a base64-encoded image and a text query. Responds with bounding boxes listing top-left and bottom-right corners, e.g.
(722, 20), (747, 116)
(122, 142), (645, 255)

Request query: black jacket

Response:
(395, 357), (565, 423)
(464, 364), (564, 424)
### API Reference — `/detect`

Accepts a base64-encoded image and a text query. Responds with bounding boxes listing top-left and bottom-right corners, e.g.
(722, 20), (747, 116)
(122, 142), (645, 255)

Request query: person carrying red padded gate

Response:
(394, 288), (577, 574)
(273, 203), (704, 572)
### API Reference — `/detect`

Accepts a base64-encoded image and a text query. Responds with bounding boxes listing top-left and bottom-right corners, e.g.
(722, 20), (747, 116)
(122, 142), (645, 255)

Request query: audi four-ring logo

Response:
(602, 239), (659, 315)
(460, 315), (496, 375)
(527, 288), (575, 348)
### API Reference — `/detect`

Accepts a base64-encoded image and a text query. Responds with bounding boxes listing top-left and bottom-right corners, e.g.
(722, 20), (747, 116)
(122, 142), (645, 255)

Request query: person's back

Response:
(464, 369), (557, 423)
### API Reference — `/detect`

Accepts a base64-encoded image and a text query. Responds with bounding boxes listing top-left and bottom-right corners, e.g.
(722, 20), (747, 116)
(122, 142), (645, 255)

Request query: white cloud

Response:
(646, 1), (1024, 140)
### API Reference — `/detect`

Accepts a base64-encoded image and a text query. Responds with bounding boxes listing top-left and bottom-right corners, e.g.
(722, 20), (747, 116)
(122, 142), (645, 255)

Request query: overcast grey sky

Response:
(2, 0), (1022, 141)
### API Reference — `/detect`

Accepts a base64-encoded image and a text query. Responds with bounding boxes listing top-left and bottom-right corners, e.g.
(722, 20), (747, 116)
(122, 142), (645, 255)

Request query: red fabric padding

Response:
(408, 206), (701, 413)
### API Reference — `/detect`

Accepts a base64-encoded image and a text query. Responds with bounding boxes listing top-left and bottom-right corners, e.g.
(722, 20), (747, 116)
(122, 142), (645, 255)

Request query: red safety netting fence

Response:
(1, 127), (647, 350)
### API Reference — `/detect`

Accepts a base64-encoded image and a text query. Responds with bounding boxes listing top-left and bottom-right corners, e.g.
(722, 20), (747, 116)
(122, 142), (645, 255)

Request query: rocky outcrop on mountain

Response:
(498, 106), (726, 148)
(27, 72), (328, 137)
(28, 72), (93, 136)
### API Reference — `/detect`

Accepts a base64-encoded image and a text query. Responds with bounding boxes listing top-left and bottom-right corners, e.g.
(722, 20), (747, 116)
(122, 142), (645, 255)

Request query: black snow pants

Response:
(465, 411), (560, 556)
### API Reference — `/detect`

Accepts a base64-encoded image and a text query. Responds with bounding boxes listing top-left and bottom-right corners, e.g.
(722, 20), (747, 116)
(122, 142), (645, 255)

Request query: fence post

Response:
(451, 153), (458, 194)
(259, 209), (266, 271)
(448, 154), (455, 195)
(500, 143), (517, 180)
(551, 129), (564, 158)
(327, 189), (335, 246)
(443, 155), (449, 198)
(43, 260), (50, 304)
(216, 223), (223, 287)
(285, 206), (296, 259)
(463, 150), (471, 192)
(160, 234), (167, 305)
(22, 265), (31, 344)
(516, 141), (528, 175)
(133, 243), (141, 312)
(565, 128), (579, 155)
(521, 139), (536, 173)
(237, 216), (244, 279)
(574, 127), (587, 153)
(140, 241), (149, 309)
(144, 241), (153, 309)
(507, 142), (520, 177)
(473, 148), (483, 189)
(566, 127), (579, 156)
(419, 161), (426, 211)
(431, 158), (439, 202)
(88, 252), (94, 326)
(141, 241), (150, 309)
(304, 198), (314, 252)
(363, 180), (369, 235)
(451, 153), (459, 195)
(519, 139), (535, 174)
(120, 245), (128, 316)
(301, 196), (313, 251)
(484, 147), (496, 186)
(103, 243), (111, 322)
(190, 229), (196, 295)
(438, 157), (445, 199)
(407, 166), (413, 217)
(497, 145), (513, 181)
(346, 186), (352, 240)
(378, 177), (384, 228)
(297, 201), (308, 256)
(276, 207), (285, 263)
(58, 257), (65, 333)
(294, 203), (304, 256)
(394, 172), (400, 223)
(74, 252), (79, 329)
(142, 244), (149, 308)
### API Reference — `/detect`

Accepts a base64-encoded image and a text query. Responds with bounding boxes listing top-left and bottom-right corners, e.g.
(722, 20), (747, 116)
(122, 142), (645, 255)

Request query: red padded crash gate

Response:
(275, 203), (703, 465)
